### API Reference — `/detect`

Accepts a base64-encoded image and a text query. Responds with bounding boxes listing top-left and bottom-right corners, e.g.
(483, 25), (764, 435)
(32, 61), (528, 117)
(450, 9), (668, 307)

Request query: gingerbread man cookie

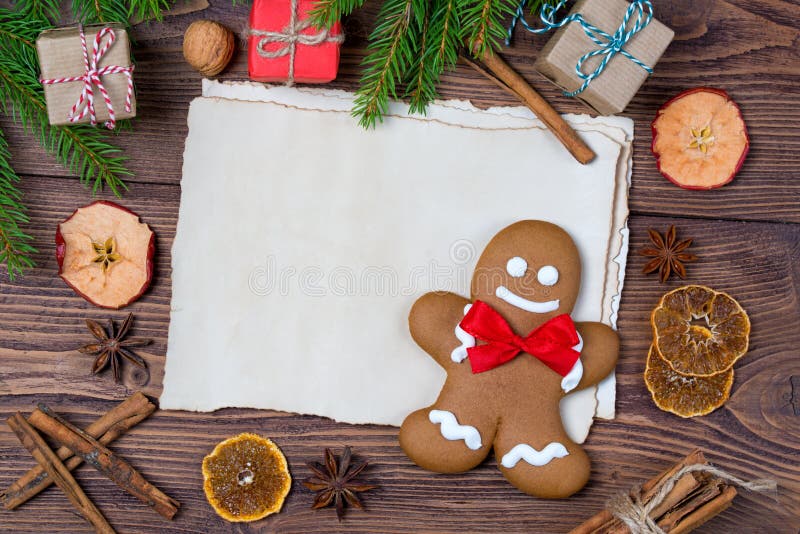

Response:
(399, 221), (619, 498)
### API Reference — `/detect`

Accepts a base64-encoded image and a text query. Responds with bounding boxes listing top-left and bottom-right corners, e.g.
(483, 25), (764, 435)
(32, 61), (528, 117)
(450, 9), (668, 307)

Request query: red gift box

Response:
(248, 0), (344, 84)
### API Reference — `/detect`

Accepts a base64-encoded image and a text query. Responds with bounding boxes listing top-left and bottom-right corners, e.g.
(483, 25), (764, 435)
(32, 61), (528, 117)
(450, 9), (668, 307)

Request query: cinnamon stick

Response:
(1, 392), (156, 510)
(570, 451), (706, 534)
(28, 404), (179, 520)
(670, 486), (737, 534)
(6, 413), (115, 534)
(463, 51), (596, 165)
(570, 450), (738, 534)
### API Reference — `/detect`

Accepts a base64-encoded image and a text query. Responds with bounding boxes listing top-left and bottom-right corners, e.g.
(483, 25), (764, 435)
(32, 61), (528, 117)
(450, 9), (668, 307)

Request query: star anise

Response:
(303, 446), (377, 521)
(78, 313), (150, 383)
(640, 225), (698, 283)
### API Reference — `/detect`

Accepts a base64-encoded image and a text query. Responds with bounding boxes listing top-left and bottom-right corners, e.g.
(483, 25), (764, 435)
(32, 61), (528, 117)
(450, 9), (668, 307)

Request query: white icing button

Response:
(537, 265), (559, 286)
(506, 256), (528, 278)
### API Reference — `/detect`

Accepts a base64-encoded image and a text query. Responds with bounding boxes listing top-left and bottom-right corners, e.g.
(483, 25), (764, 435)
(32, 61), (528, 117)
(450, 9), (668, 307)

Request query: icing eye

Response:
(537, 265), (559, 286)
(506, 257), (527, 278)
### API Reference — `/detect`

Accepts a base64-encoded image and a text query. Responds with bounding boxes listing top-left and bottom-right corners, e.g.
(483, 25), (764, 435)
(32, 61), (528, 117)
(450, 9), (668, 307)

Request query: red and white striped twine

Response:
(40, 26), (134, 129)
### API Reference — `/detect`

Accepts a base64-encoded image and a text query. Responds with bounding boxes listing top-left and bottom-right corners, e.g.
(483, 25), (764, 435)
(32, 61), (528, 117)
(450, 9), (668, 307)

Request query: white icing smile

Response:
(501, 442), (569, 468)
(429, 410), (482, 450)
(495, 286), (559, 314)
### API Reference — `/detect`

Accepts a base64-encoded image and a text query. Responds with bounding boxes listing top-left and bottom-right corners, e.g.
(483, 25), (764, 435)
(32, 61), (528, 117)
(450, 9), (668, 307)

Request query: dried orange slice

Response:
(202, 433), (291, 522)
(652, 88), (749, 190)
(652, 285), (750, 377)
(645, 344), (733, 417)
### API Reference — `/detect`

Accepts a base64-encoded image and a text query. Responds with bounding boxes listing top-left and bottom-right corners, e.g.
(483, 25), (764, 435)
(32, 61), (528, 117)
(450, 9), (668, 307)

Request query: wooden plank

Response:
(1, 0), (799, 530)
(0, 174), (797, 532)
(1, 0), (799, 222)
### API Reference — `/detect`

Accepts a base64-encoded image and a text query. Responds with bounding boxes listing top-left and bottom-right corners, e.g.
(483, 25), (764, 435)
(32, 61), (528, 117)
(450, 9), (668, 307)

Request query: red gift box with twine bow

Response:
(248, 0), (344, 85)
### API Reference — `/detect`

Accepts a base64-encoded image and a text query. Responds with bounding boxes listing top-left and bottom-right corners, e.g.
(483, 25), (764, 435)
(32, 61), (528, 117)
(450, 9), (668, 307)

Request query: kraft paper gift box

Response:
(37, 24), (136, 127)
(534, 0), (674, 116)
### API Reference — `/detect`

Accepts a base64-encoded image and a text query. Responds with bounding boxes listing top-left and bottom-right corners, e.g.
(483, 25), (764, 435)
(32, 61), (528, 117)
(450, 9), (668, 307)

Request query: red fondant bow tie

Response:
(459, 300), (580, 376)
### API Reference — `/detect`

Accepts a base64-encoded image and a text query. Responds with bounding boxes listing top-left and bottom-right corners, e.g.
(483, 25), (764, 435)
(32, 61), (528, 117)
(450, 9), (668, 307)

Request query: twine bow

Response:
(249, 0), (345, 86)
(40, 26), (134, 129)
(507, 0), (654, 97)
(608, 463), (779, 534)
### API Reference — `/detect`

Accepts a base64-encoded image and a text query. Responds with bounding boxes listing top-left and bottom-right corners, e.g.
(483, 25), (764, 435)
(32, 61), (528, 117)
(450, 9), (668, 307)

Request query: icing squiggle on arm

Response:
(501, 442), (569, 468)
(429, 409), (482, 450)
(561, 333), (584, 393)
(451, 304), (474, 363)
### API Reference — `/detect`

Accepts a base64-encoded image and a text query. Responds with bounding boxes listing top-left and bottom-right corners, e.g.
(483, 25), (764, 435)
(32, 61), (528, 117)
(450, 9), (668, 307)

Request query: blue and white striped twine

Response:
(506, 0), (654, 97)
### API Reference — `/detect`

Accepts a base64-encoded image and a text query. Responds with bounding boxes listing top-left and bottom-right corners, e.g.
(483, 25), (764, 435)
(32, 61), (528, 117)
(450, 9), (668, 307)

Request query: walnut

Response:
(183, 20), (234, 77)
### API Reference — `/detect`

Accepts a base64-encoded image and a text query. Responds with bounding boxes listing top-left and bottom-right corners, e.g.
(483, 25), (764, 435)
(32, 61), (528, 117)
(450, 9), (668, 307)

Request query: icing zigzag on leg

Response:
(428, 410), (482, 450)
(501, 442), (569, 468)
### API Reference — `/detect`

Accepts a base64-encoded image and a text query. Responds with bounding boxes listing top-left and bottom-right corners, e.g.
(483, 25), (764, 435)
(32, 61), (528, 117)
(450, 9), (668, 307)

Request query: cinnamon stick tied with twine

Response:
(462, 50), (596, 165)
(6, 413), (116, 534)
(1, 391), (156, 510)
(571, 450), (778, 534)
(28, 404), (180, 520)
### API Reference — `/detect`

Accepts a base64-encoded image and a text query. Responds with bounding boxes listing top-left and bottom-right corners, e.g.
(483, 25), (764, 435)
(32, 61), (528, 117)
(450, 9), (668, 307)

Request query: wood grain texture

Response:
(2, 0), (799, 222)
(1, 0), (799, 532)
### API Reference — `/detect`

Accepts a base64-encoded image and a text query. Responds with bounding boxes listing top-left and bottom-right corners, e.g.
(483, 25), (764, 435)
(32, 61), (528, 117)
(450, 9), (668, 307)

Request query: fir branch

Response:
(525, 0), (557, 15)
(402, 0), (462, 114)
(430, 0), (460, 71)
(404, 1), (435, 114)
(11, 0), (60, 24)
(126, 0), (172, 22)
(352, 0), (416, 128)
(310, 0), (367, 28)
(71, 0), (129, 24)
(71, 0), (172, 24)
(0, 130), (36, 281)
(461, 0), (517, 59)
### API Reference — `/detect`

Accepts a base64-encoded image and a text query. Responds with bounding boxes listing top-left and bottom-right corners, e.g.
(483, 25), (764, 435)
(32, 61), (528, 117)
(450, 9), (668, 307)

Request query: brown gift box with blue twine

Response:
(507, 0), (674, 116)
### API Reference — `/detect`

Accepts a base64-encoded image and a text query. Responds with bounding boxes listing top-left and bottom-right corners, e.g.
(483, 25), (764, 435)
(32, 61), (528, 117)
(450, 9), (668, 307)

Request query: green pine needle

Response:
(72, 0), (127, 24)
(526, 0), (558, 15)
(0, 130), (36, 281)
(352, 0), (416, 128)
(461, 0), (517, 58)
(404, 1), (437, 114)
(71, 0), (171, 24)
(314, 0), (521, 126)
(429, 0), (460, 71)
(310, 0), (366, 28)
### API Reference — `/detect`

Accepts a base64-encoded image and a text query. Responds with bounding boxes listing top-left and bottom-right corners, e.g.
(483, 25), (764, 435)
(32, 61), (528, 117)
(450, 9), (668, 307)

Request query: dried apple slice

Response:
(56, 201), (155, 309)
(652, 88), (749, 190)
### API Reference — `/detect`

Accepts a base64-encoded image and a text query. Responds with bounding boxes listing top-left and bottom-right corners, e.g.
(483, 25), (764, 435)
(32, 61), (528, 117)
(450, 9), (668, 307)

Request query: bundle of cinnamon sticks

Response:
(1, 392), (179, 533)
(571, 450), (737, 534)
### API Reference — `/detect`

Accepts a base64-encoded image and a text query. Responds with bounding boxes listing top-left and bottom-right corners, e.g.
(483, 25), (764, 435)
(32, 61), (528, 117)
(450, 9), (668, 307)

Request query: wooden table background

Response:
(1, 0), (799, 532)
